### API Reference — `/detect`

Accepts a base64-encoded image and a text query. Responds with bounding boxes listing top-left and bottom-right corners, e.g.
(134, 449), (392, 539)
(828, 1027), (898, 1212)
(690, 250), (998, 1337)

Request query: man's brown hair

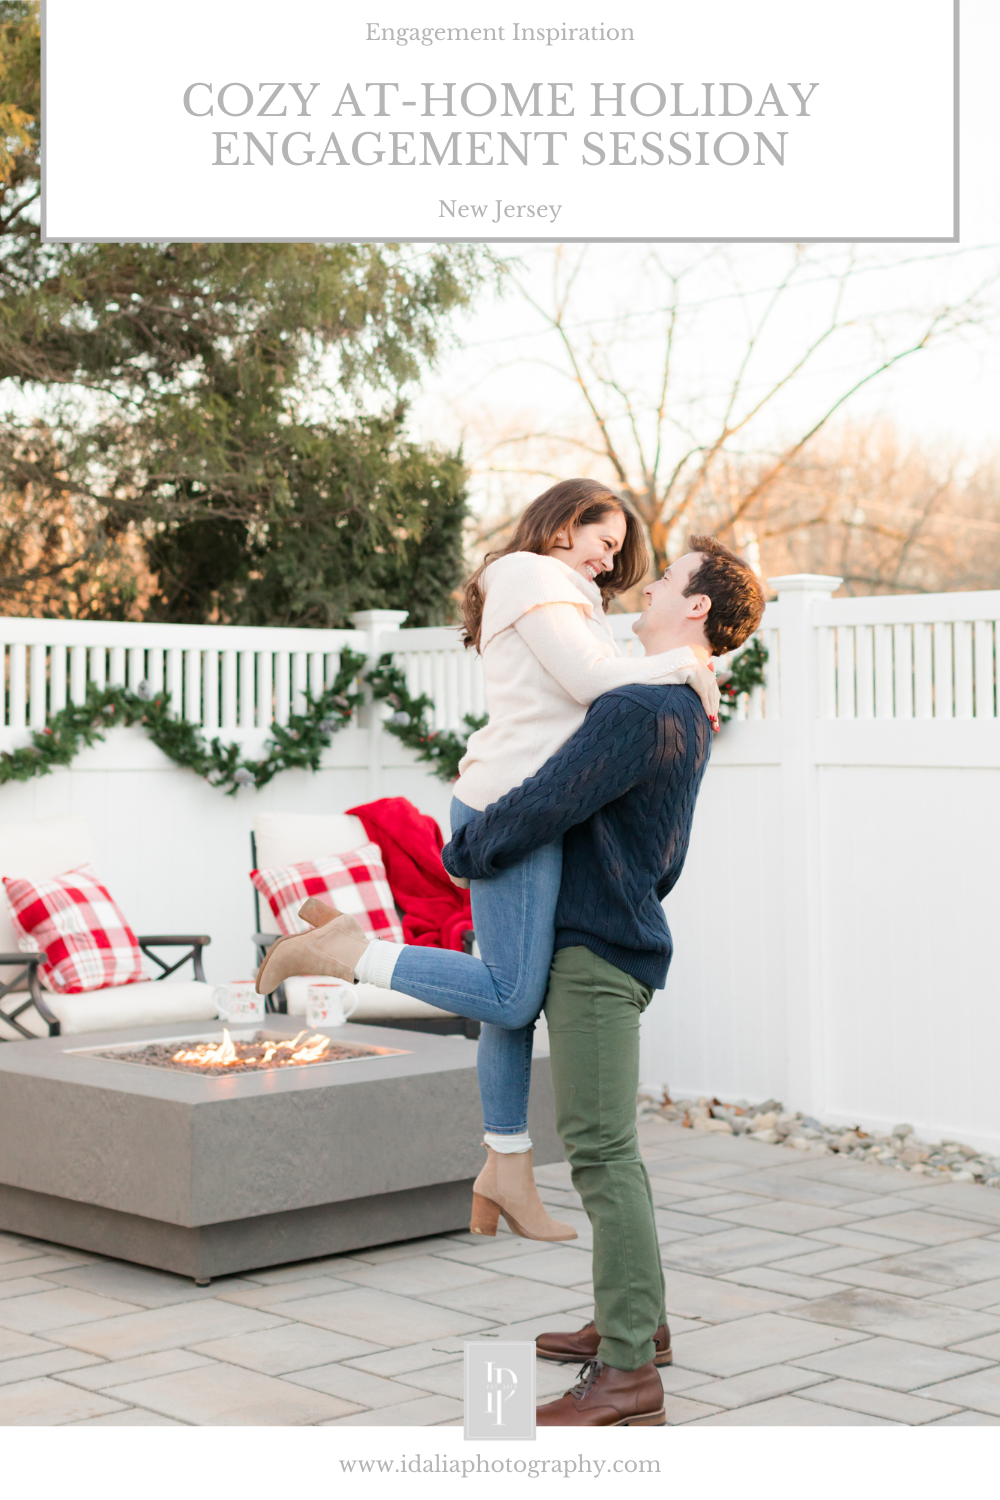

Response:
(685, 535), (766, 656)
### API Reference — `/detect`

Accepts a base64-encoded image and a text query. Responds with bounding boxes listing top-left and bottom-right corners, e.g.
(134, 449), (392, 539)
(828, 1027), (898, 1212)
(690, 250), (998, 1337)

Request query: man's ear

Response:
(685, 592), (711, 622)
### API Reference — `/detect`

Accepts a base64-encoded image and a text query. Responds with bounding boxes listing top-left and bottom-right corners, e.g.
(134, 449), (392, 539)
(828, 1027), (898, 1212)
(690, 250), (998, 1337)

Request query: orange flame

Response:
(171, 1028), (333, 1070)
(173, 1028), (241, 1066)
(290, 1033), (332, 1064)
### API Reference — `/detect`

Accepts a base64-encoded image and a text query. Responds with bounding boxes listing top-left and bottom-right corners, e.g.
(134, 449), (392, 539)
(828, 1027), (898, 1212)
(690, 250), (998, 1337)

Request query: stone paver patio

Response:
(5, 1116), (1000, 1425)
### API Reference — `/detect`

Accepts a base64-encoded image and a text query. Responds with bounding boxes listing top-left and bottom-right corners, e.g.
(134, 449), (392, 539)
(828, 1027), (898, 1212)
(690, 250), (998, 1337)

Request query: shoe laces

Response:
(569, 1359), (604, 1399)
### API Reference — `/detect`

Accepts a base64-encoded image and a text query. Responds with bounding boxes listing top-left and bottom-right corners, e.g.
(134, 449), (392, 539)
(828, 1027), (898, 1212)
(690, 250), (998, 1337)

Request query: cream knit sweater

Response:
(453, 551), (706, 812)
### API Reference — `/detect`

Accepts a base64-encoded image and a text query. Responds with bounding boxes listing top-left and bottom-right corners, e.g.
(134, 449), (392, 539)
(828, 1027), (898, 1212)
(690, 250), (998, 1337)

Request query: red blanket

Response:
(347, 797), (473, 951)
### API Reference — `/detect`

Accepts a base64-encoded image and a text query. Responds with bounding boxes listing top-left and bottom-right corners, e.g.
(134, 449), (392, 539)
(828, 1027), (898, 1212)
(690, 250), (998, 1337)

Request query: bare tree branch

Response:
(477, 247), (1000, 575)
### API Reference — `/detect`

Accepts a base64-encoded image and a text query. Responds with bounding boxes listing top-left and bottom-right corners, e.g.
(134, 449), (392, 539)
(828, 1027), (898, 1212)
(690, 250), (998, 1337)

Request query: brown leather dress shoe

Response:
(536, 1359), (666, 1427)
(536, 1319), (672, 1366)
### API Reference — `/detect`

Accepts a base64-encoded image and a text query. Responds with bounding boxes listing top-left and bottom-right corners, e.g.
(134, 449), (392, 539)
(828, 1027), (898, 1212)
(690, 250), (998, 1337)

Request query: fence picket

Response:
(127, 646), (144, 691)
(256, 652), (273, 731)
(913, 623), (933, 719)
(893, 624), (914, 719)
(109, 646), (126, 689)
(308, 652), (324, 704)
(974, 621), (995, 719)
(165, 648), (181, 716)
(761, 626), (780, 718)
(834, 626), (853, 718)
(933, 622), (954, 719)
(954, 621), (974, 719)
(432, 652), (447, 731)
(874, 624), (894, 718)
(274, 652), (290, 726)
(146, 648), (164, 694)
(89, 646), (107, 693)
(29, 644), (48, 727)
(239, 651), (255, 730)
(203, 650), (220, 732)
(855, 625), (875, 719)
(291, 652), (307, 717)
(818, 626), (837, 718)
(50, 644), (67, 715)
(9, 643), (26, 728)
(445, 648), (460, 731)
(69, 645), (87, 706)
(184, 648), (201, 724)
(221, 651), (237, 729)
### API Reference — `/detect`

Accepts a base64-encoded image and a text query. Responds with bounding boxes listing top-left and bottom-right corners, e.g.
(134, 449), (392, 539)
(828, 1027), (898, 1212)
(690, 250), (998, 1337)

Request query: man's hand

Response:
(446, 870), (470, 890)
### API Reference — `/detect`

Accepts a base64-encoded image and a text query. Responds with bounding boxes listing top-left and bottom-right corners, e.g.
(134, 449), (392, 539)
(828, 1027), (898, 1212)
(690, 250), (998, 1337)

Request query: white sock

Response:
(354, 939), (405, 990)
(484, 1131), (532, 1154)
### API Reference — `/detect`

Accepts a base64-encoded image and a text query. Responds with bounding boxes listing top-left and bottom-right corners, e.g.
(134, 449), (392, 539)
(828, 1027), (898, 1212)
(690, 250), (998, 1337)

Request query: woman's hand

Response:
(691, 662), (721, 732)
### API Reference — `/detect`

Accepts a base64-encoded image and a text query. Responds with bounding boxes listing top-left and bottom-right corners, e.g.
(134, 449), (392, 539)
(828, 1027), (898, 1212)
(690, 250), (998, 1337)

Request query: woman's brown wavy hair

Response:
(461, 478), (649, 649)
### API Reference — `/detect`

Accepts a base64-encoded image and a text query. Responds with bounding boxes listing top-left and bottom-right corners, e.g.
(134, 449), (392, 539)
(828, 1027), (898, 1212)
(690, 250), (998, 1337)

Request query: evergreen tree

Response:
(0, 1), (486, 624)
(144, 407), (469, 627)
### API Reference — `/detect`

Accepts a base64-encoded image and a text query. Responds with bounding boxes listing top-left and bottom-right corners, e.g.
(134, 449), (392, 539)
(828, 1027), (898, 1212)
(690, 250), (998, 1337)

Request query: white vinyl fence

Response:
(1, 580), (998, 1151)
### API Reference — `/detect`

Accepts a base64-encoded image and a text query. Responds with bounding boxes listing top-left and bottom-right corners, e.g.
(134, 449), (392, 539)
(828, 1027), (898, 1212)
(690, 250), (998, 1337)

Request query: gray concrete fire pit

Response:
(0, 1019), (562, 1283)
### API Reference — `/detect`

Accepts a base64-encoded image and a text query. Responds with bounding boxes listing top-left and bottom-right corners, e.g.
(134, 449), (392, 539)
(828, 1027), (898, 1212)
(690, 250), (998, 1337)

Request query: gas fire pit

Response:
(0, 1019), (563, 1282)
(89, 1027), (407, 1076)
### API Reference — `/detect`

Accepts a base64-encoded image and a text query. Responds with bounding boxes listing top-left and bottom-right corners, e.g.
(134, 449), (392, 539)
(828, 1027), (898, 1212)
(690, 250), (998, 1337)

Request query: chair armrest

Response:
(0, 951), (60, 1036)
(137, 935), (212, 947)
(253, 931), (280, 963)
(251, 934), (286, 1012)
(137, 935), (211, 984)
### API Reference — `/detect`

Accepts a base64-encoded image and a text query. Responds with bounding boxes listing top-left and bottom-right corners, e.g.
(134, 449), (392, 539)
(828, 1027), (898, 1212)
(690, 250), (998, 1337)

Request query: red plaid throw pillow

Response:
(251, 842), (405, 942)
(3, 864), (147, 994)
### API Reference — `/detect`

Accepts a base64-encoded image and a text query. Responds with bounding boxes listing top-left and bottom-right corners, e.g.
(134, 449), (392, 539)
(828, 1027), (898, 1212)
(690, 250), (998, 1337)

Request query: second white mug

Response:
(216, 981), (265, 1024)
(306, 981), (359, 1028)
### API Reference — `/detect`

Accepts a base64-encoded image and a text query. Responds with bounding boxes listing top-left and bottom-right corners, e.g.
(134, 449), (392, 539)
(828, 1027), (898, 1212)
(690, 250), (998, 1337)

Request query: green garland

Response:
(367, 653), (488, 783)
(0, 649), (368, 796)
(0, 635), (770, 794)
(372, 634), (771, 781)
(716, 636), (769, 722)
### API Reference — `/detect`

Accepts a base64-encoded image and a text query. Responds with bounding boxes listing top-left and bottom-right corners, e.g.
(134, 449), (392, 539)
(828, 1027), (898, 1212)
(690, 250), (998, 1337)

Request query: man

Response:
(441, 536), (765, 1426)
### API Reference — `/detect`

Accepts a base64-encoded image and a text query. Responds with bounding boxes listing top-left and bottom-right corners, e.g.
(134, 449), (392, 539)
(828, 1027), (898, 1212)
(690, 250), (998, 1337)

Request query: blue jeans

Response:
(390, 797), (562, 1134)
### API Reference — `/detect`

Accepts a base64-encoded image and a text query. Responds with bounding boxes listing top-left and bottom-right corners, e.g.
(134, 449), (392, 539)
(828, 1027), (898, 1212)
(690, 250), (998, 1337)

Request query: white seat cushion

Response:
(0, 980), (219, 1038)
(282, 976), (456, 1022)
(253, 813), (369, 869)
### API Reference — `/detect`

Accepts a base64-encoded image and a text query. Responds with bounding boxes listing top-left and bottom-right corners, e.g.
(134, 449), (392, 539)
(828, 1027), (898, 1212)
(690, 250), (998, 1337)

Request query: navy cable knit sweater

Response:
(441, 683), (712, 990)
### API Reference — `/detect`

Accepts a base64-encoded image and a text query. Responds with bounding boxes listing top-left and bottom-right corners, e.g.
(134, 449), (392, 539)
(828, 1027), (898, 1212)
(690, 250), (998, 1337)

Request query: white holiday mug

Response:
(306, 981), (359, 1028)
(216, 981), (265, 1025)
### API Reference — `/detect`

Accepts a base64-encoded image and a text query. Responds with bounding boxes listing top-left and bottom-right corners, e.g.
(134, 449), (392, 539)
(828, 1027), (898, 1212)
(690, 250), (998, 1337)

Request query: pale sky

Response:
(410, 2), (1000, 516)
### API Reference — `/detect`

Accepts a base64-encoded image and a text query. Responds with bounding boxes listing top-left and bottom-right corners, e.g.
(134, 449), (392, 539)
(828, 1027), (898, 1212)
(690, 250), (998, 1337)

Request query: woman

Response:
(257, 479), (719, 1240)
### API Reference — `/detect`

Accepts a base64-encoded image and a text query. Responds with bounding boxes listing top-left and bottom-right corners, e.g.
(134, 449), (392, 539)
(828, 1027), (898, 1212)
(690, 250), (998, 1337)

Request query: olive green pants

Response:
(544, 945), (667, 1370)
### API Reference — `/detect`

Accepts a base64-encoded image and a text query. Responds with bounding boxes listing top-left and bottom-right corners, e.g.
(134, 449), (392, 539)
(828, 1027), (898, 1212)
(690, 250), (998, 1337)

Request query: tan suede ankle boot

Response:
(469, 1146), (578, 1242)
(255, 911), (370, 994)
(299, 897), (340, 928)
